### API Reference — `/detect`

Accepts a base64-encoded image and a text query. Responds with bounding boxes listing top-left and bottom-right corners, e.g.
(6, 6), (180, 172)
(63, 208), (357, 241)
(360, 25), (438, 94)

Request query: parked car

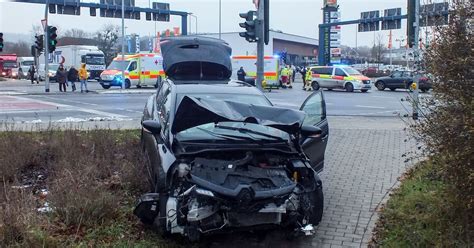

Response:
(134, 37), (329, 241)
(308, 65), (371, 92)
(38, 63), (59, 82)
(374, 71), (432, 92)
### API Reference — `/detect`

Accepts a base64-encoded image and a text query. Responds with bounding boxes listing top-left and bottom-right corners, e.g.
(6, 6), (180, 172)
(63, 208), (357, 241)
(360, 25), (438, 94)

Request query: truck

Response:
(39, 45), (106, 81)
(99, 53), (164, 89)
(16, 57), (35, 79)
(231, 55), (280, 90)
(0, 54), (18, 78)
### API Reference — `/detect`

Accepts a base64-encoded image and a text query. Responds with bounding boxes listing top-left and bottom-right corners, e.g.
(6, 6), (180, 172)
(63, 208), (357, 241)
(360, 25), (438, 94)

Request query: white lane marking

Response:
(36, 95), (99, 106)
(10, 96), (127, 118)
(355, 105), (385, 109)
(371, 96), (395, 99)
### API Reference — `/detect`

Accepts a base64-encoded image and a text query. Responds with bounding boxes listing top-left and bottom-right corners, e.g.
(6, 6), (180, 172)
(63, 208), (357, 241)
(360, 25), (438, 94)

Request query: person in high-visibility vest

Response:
(305, 68), (313, 91)
(280, 66), (289, 88)
(286, 65), (293, 89)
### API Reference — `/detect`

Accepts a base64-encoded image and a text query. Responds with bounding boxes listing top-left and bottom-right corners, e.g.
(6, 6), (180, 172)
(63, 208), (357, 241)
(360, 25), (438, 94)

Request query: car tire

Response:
(376, 81), (385, 91)
(308, 186), (324, 226)
(125, 79), (131, 89)
(311, 81), (320, 91)
(101, 85), (111, 89)
(153, 193), (171, 237)
(345, 83), (354, 92)
(361, 89), (368, 93)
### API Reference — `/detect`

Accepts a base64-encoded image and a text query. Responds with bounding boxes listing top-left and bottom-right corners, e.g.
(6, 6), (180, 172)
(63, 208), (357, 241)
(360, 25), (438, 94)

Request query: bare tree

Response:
(95, 25), (120, 65)
(3, 41), (31, 56)
(371, 33), (387, 64)
(63, 28), (90, 38)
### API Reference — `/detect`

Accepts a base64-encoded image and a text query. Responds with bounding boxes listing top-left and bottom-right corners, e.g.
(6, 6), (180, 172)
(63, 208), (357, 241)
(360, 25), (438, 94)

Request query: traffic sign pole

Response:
(256, 0), (264, 90)
(44, 0), (50, 92)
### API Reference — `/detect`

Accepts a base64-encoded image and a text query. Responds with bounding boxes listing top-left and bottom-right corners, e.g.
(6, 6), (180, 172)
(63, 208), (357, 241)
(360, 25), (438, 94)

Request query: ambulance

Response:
(308, 65), (372, 92)
(231, 55), (280, 89)
(99, 53), (164, 89)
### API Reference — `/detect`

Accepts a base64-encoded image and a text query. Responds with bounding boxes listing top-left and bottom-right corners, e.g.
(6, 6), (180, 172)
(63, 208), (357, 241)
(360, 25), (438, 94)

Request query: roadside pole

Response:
(44, 0), (50, 92)
(121, 0), (125, 89)
(412, 0), (420, 120)
(255, 0), (264, 90)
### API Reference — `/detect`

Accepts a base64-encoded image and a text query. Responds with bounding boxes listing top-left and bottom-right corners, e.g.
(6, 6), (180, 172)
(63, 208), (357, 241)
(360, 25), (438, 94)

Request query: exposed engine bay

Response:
(134, 150), (323, 241)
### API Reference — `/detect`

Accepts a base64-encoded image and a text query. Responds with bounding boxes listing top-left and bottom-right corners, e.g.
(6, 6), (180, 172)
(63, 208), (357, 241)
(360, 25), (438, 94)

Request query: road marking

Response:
(8, 96), (127, 118)
(371, 96), (395, 99)
(355, 105), (385, 109)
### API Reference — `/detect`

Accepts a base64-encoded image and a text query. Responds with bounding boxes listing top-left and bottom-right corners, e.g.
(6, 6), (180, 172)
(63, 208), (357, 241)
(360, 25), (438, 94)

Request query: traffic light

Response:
(35, 34), (44, 53)
(47, 26), (58, 53)
(0, 33), (3, 52)
(239, 11), (257, 42)
(407, 0), (416, 48)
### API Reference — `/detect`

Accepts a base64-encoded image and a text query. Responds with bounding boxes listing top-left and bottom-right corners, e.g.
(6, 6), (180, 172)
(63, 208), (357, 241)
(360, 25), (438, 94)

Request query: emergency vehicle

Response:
(0, 54), (18, 78)
(231, 55), (280, 89)
(308, 65), (372, 92)
(99, 53), (164, 89)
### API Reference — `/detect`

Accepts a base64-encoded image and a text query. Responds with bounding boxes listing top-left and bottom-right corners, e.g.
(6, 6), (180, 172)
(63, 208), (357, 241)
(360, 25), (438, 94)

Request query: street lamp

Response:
(188, 13), (198, 34)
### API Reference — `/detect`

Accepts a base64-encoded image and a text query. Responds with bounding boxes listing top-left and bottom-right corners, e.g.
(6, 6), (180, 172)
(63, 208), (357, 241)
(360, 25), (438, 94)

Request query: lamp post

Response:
(188, 13), (198, 34)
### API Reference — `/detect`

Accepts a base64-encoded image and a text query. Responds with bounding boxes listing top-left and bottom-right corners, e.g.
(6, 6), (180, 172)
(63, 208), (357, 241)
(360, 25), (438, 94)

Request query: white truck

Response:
(15, 57), (35, 79)
(39, 45), (106, 81)
(231, 55), (280, 90)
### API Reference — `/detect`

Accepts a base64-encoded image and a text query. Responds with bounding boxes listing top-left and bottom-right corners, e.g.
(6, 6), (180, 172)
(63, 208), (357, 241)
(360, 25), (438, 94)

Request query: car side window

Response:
(403, 71), (413, 77)
(301, 92), (325, 126)
(128, 61), (137, 71)
(392, 71), (403, 78)
(335, 68), (346, 77)
(312, 68), (332, 75)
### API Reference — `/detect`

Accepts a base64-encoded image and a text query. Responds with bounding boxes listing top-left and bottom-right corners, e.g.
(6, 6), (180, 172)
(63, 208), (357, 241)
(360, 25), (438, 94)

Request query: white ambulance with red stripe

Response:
(100, 53), (164, 89)
(308, 65), (372, 92)
(231, 55), (280, 89)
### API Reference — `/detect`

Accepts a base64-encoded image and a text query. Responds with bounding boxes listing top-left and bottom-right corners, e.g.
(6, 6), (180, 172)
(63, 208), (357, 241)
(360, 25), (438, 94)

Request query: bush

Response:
(411, 0), (473, 223)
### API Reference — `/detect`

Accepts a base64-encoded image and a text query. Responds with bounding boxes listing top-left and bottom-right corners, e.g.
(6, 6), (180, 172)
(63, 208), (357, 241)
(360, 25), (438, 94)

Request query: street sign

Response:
(152, 2), (170, 22)
(420, 2), (449, 27)
(359, 10), (380, 32)
(382, 8), (402, 30)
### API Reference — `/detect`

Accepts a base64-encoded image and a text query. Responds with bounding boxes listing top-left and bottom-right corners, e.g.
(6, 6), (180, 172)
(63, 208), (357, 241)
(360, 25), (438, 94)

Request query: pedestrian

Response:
(67, 66), (78, 92)
(286, 65), (293, 89)
(280, 66), (289, 88)
(28, 65), (36, 84)
(78, 63), (89, 93)
(291, 64), (296, 83)
(56, 64), (67, 92)
(237, 66), (246, 82)
(301, 66), (307, 89)
(305, 68), (313, 91)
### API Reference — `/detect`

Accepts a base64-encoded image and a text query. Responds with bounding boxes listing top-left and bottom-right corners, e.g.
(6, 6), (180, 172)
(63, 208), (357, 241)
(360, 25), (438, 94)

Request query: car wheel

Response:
(390, 88), (396, 91)
(101, 85), (111, 89)
(345, 83), (354, 92)
(361, 89), (368, 93)
(125, 79), (131, 89)
(376, 81), (385, 91)
(311, 81), (320, 91)
(303, 186), (324, 226)
(153, 193), (171, 237)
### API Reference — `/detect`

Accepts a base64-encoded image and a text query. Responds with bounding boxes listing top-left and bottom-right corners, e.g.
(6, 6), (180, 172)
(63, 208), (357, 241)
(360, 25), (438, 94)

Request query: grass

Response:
(0, 128), (187, 247)
(371, 161), (472, 247)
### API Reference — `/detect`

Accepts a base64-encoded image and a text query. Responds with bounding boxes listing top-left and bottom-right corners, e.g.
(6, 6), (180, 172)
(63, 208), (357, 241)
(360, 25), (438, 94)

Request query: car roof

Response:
(172, 80), (264, 95)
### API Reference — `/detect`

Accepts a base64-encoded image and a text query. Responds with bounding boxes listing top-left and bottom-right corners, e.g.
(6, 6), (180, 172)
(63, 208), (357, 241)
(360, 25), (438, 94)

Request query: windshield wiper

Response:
(214, 124), (285, 141)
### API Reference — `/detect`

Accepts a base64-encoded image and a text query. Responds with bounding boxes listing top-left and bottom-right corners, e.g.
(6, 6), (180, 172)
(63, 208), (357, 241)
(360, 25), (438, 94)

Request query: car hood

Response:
(172, 96), (306, 135)
(160, 37), (232, 80)
(350, 75), (371, 80)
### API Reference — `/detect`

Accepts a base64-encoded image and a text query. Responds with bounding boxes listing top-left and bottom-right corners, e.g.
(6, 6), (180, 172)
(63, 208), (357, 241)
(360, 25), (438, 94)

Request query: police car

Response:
(308, 66), (372, 92)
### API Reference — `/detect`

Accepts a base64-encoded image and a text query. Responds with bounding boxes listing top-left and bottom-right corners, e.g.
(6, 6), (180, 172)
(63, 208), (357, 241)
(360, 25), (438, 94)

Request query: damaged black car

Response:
(134, 37), (329, 241)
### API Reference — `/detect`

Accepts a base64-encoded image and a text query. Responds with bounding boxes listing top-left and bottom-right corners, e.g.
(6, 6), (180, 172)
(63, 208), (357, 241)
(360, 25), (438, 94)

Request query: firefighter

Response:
(305, 68), (313, 91)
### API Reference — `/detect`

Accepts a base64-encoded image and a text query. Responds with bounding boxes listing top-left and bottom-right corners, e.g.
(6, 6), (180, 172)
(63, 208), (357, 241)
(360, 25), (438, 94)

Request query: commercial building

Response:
(196, 31), (319, 66)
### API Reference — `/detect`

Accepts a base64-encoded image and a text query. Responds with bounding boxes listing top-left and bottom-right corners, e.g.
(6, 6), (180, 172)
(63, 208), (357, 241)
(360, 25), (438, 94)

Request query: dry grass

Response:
(0, 128), (178, 247)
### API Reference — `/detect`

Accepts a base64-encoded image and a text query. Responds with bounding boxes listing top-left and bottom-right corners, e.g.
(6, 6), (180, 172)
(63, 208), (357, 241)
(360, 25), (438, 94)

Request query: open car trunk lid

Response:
(172, 96), (306, 135)
(160, 37), (232, 81)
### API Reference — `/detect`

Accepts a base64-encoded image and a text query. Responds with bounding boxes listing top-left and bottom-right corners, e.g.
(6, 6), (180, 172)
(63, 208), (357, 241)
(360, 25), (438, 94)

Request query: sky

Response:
(0, 0), (412, 48)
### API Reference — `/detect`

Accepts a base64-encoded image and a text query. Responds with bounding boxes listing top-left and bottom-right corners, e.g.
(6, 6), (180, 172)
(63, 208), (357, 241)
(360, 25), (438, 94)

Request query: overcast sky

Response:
(1, 0), (411, 47)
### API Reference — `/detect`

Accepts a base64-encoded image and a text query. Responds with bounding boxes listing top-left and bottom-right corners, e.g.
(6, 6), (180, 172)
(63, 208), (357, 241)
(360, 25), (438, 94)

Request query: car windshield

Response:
(107, 60), (129, 70)
(86, 55), (105, 65)
(3, 61), (17, 68)
(176, 93), (271, 108)
(22, 61), (34, 66)
(343, 67), (362, 75)
(176, 122), (290, 142)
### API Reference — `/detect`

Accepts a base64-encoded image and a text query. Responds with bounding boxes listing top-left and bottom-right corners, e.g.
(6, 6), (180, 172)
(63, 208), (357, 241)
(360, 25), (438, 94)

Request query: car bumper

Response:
(354, 83), (372, 90)
(100, 80), (122, 87)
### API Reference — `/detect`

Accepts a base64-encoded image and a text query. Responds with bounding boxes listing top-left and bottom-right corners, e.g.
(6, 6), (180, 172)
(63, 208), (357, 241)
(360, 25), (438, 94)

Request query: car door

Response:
(334, 68), (347, 88)
(387, 71), (403, 88)
(300, 91), (329, 173)
(128, 61), (139, 85)
(402, 71), (414, 88)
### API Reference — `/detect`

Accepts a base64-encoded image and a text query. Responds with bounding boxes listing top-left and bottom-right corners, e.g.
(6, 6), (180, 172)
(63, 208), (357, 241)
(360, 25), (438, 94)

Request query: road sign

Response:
(420, 2), (449, 27)
(382, 8), (402, 30)
(359, 10), (380, 32)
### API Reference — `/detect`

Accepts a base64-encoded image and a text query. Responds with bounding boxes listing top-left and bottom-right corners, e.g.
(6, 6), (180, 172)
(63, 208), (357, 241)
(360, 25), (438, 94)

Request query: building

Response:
(195, 31), (319, 66)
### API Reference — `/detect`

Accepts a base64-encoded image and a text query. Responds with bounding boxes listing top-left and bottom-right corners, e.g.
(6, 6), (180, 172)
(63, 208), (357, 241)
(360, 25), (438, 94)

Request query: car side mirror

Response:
(142, 120), (162, 134)
(301, 125), (322, 138)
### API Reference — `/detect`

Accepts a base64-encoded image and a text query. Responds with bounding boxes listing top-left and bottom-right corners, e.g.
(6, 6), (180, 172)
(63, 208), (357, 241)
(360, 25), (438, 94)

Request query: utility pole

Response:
(121, 0), (125, 89)
(44, 0), (49, 93)
(412, 0), (420, 120)
(255, 0), (264, 90)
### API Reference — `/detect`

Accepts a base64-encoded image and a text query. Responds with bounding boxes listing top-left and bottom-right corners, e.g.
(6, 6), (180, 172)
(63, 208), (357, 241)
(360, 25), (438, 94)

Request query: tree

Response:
(3, 41), (30, 56)
(371, 33), (387, 64)
(63, 28), (90, 39)
(95, 25), (119, 65)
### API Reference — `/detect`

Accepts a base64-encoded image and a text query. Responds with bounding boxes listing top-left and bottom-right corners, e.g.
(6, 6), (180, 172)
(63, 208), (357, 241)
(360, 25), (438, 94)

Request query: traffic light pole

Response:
(412, 0), (420, 120)
(44, 0), (50, 92)
(256, 0), (264, 90)
(121, 0), (125, 89)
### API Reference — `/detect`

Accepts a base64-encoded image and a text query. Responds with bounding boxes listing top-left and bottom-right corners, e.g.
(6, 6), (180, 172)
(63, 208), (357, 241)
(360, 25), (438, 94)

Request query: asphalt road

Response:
(0, 78), (428, 123)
